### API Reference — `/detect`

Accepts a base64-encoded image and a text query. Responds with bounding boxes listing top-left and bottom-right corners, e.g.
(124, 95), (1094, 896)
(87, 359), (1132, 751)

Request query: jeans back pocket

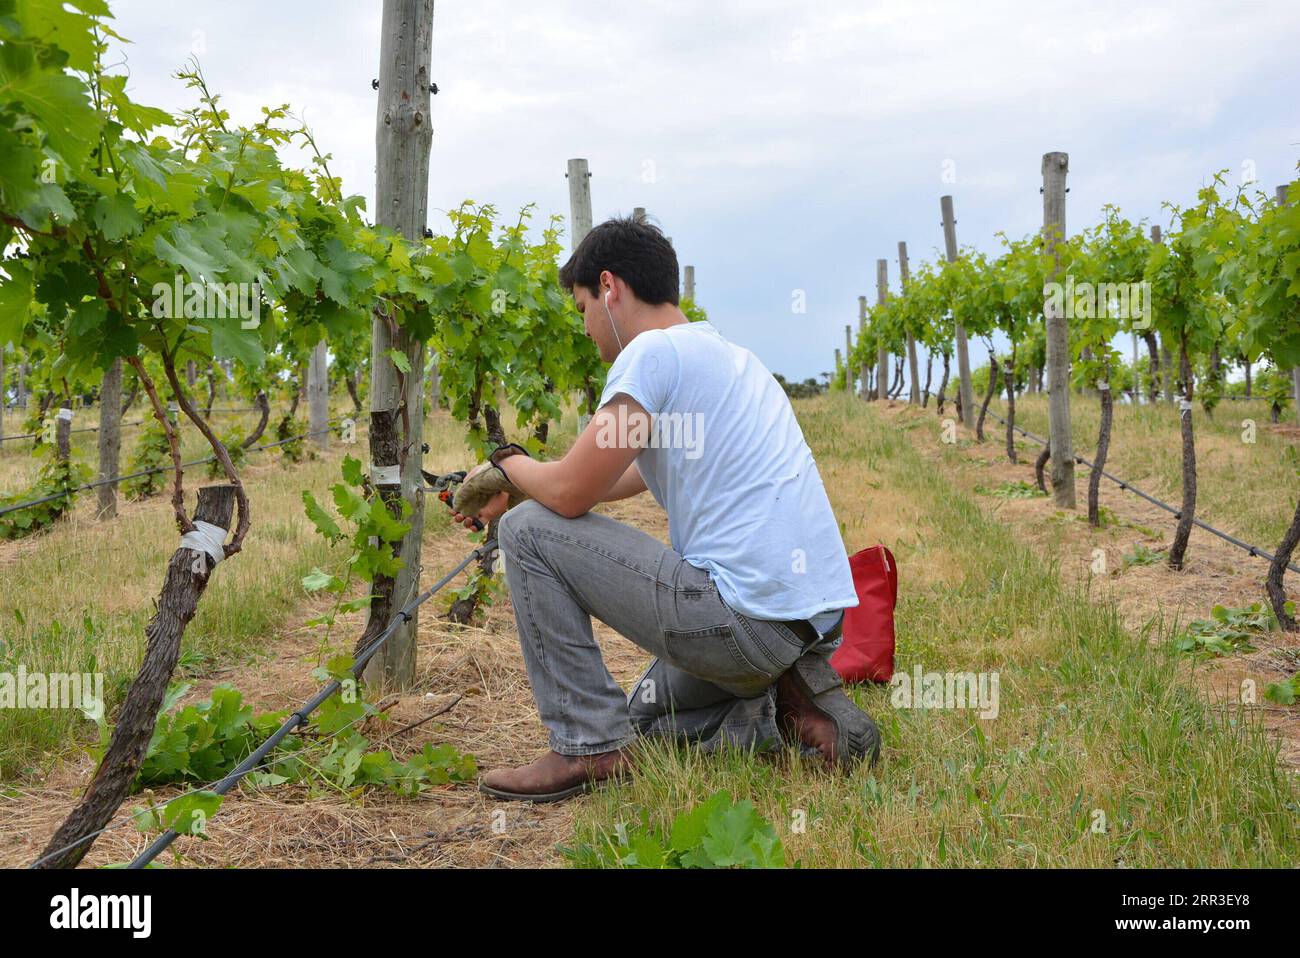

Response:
(662, 623), (775, 698)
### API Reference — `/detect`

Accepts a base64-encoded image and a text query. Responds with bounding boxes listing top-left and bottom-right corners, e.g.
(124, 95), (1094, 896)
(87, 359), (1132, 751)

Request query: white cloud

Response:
(104, 0), (1300, 379)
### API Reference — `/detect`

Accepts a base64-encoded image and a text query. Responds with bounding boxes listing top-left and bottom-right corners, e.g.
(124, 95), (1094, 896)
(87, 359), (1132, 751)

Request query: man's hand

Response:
(451, 461), (510, 531)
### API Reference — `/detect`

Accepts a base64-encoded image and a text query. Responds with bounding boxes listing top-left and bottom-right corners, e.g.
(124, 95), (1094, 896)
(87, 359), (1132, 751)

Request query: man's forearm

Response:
(501, 456), (576, 516)
(490, 397), (644, 519)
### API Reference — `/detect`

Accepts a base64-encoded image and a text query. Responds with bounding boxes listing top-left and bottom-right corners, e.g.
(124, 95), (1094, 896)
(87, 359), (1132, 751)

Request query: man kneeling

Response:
(453, 216), (880, 802)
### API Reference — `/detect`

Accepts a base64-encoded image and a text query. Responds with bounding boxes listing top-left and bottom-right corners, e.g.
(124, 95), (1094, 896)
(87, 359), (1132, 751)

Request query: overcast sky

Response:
(107, 0), (1300, 382)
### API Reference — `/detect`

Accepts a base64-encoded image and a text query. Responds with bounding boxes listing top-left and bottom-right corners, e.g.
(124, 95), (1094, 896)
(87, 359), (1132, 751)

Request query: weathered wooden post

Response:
(365, 0), (435, 690)
(428, 353), (440, 410)
(941, 195), (975, 423)
(684, 265), (695, 301)
(1150, 225), (1174, 402)
(876, 259), (890, 402)
(633, 206), (646, 223)
(54, 399), (72, 464)
(308, 341), (329, 449)
(857, 295), (869, 399)
(844, 324), (854, 393)
(96, 358), (123, 519)
(566, 158), (593, 249)
(835, 348), (842, 387)
(1043, 151), (1075, 509)
(1131, 331), (1140, 405)
(1279, 184), (1300, 425)
(567, 157), (596, 429)
(899, 241), (920, 404)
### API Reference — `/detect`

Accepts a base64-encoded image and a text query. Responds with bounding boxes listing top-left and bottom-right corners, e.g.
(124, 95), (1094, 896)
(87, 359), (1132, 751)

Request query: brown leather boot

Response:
(479, 748), (632, 803)
(775, 654), (881, 770)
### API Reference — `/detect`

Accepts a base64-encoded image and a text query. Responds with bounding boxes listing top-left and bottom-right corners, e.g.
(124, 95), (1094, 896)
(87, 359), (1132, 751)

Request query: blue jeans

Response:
(497, 500), (820, 756)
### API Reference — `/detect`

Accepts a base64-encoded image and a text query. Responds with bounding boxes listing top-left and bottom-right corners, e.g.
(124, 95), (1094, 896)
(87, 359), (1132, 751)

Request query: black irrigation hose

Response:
(0, 419), (358, 518)
(126, 538), (497, 869)
(983, 407), (1300, 576)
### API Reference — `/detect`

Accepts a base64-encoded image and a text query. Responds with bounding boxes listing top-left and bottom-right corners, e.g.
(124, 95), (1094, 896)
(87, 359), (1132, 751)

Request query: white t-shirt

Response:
(598, 321), (858, 621)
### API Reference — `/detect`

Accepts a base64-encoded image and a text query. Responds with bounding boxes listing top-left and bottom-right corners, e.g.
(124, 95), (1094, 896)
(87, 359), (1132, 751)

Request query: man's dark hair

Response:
(559, 215), (680, 306)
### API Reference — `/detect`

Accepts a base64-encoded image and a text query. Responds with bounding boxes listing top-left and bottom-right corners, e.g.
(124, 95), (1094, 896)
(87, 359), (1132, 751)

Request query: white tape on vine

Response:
(57, 408), (73, 421)
(371, 464), (401, 486)
(1179, 399), (1193, 413)
(1097, 382), (1110, 392)
(180, 521), (228, 570)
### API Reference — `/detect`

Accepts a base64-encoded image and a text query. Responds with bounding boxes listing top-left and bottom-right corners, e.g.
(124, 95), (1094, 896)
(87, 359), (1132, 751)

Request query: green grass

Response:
(571, 395), (1299, 867)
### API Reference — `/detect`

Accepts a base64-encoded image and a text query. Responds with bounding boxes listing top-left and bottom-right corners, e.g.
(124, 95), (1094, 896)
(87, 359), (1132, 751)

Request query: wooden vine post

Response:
(55, 399), (71, 464)
(1151, 225), (1175, 403)
(308, 341), (330, 450)
(844, 324), (854, 393)
(899, 240), (920, 404)
(1042, 151), (1076, 509)
(1280, 184), (1300, 427)
(567, 157), (599, 419)
(566, 158), (593, 248)
(876, 259), (890, 401)
(857, 295), (869, 399)
(941, 194), (975, 424)
(354, 409), (408, 668)
(364, 0), (435, 690)
(96, 357), (123, 519)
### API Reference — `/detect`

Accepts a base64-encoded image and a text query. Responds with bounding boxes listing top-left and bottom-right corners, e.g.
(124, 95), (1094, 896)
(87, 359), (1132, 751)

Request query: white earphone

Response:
(603, 287), (624, 351)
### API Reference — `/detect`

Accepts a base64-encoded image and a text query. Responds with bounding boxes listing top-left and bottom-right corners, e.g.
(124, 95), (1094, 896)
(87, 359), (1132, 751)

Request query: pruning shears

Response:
(422, 469), (483, 531)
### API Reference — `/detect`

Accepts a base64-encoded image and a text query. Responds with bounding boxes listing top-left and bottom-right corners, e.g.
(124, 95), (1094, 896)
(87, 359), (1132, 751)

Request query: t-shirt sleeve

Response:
(598, 330), (680, 415)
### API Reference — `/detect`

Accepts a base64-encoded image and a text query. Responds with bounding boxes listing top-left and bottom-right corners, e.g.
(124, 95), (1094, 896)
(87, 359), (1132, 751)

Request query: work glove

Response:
(451, 443), (530, 518)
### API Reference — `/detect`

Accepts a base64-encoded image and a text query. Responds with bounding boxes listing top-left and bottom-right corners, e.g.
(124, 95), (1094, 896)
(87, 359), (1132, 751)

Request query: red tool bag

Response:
(830, 545), (897, 683)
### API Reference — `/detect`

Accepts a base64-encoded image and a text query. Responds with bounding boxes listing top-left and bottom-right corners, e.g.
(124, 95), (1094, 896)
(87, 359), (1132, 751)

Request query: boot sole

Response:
(478, 780), (593, 803)
(788, 654), (881, 769)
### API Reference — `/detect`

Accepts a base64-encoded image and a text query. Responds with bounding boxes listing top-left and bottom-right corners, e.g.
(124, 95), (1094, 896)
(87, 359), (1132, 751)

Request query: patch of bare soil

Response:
(0, 495), (670, 869)
(881, 400), (1300, 767)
